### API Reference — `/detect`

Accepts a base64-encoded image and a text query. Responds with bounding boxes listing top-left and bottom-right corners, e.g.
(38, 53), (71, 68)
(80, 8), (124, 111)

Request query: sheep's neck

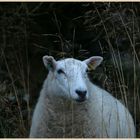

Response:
(44, 94), (90, 138)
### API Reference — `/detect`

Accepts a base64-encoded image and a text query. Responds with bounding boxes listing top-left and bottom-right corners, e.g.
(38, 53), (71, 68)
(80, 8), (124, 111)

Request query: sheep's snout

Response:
(75, 89), (87, 102)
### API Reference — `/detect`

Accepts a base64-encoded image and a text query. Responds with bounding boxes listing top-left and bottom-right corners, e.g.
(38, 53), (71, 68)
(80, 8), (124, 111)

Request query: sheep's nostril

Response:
(76, 90), (87, 98)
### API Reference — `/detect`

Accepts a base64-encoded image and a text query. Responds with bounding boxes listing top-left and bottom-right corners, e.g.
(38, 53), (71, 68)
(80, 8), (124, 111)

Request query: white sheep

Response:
(29, 55), (136, 138)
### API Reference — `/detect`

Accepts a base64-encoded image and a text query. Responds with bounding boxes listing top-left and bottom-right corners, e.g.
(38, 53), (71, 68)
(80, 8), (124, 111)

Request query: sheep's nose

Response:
(76, 90), (87, 98)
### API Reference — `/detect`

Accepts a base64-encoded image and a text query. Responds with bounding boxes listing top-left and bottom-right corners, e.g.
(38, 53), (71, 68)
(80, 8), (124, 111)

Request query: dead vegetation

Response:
(0, 2), (140, 137)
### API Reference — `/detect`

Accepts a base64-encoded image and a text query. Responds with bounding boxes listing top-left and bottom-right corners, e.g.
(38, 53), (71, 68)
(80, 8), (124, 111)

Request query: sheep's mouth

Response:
(76, 98), (86, 102)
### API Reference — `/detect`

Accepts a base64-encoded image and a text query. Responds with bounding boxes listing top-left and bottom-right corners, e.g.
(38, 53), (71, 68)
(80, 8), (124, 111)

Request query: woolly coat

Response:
(29, 73), (135, 138)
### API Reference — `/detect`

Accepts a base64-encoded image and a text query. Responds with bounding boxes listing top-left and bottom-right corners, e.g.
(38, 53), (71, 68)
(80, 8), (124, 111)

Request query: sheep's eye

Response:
(86, 68), (89, 73)
(57, 69), (65, 74)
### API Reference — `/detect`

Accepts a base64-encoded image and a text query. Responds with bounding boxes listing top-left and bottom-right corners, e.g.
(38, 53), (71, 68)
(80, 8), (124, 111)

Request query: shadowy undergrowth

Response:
(0, 2), (140, 138)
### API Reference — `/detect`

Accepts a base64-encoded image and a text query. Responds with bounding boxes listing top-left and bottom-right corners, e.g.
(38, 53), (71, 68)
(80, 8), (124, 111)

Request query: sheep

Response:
(29, 55), (136, 138)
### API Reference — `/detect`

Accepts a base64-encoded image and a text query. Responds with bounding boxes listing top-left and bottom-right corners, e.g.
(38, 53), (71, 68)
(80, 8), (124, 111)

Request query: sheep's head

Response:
(43, 55), (103, 102)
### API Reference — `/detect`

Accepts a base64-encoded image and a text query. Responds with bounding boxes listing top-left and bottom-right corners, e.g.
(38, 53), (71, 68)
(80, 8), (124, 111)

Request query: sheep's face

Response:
(43, 56), (103, 102)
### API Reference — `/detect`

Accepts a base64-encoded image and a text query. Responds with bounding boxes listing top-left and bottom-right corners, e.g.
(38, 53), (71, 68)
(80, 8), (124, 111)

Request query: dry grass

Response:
(0, 2), (139, 138)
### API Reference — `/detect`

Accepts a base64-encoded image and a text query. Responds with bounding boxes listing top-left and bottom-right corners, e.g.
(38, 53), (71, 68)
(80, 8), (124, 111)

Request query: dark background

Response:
(0, 2), (140, 137)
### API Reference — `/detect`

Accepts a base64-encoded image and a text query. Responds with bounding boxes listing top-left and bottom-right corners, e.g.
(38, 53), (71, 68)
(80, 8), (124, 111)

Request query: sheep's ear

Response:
(83, 56), (103, 70)
(43, 55), (57, 71)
